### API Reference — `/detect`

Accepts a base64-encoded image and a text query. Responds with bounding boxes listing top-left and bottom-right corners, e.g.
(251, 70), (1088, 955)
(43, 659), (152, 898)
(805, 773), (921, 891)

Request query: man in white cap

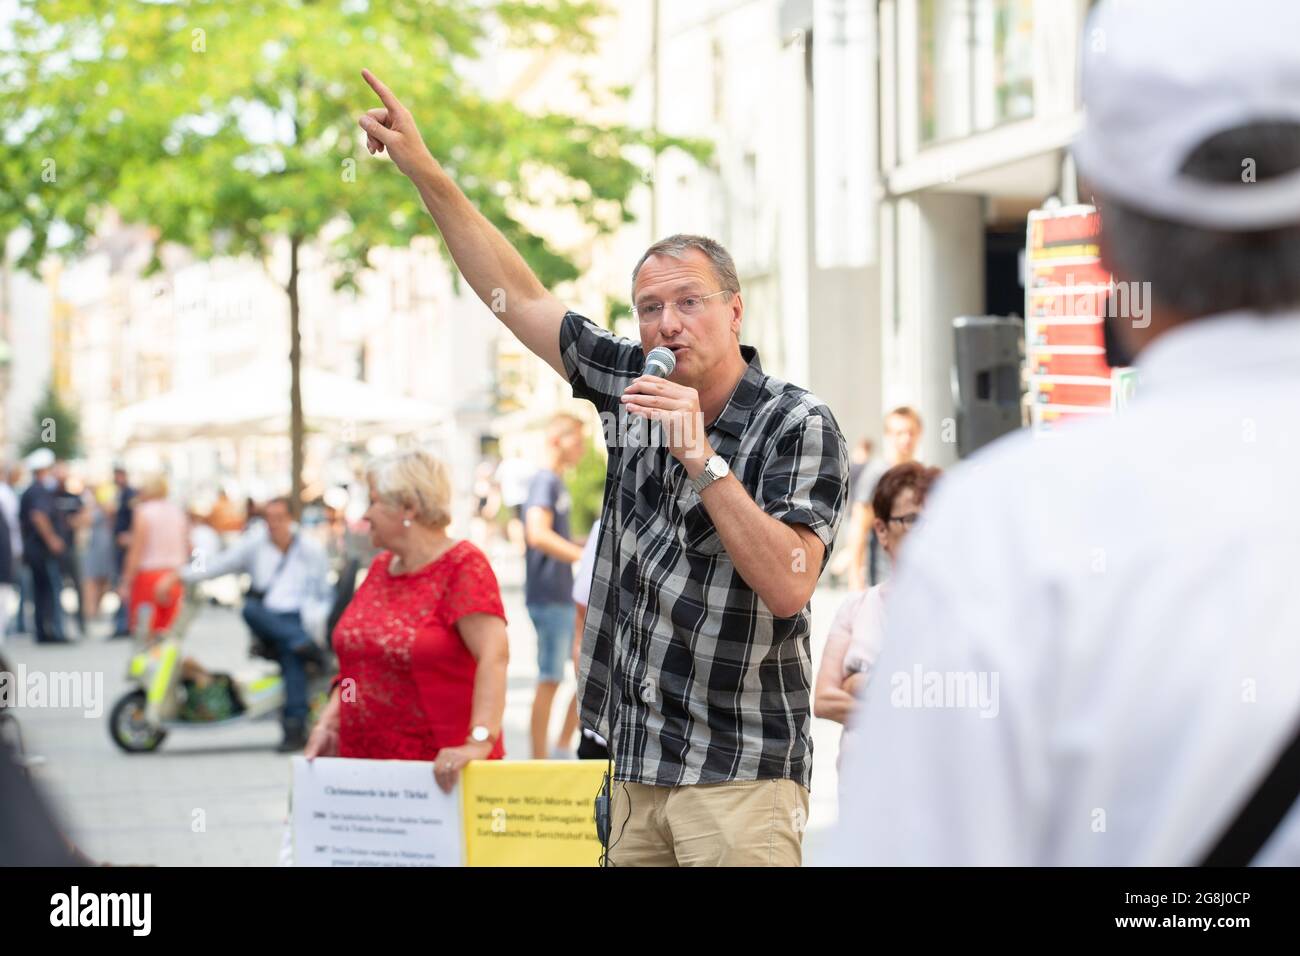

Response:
(833, 0), (1300, 865)
(18, 448), (69, 644)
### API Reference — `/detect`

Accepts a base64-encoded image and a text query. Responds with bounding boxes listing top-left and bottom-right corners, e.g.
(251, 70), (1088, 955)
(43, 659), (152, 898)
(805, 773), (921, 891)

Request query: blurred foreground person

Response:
(835, 0), (1300, 866)
(0, 743), (83, 866)
(306, 449), (508, 794)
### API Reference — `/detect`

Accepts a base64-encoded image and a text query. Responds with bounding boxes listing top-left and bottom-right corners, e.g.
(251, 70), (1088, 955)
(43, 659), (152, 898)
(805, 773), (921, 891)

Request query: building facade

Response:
(587, 0), (1092, 466)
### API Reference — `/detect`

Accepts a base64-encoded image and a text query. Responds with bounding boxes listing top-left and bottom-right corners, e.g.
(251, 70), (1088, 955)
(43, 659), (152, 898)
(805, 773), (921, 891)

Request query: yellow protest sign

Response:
(461, 760), (608, 867)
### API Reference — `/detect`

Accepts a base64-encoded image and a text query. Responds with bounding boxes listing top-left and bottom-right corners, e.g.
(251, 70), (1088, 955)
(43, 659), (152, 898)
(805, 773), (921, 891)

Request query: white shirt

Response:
(842, 582), (888, 679)
(572, 519), (600, 607)
(0, 483), (20, 561)
(181, 524), (332, 642)
(833, 312), (1300, 866)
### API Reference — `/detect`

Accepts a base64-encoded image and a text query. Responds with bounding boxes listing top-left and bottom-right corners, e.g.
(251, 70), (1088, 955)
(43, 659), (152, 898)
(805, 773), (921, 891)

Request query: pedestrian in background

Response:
(118, 474), (189, 637)
(110, 465), (136, 638)
(828, 438), (873, 583)
(18, 449), (67, 645)
(52, 462), (88, 639)
(524, 412), (586, 758)
(0, 463), (22, 642)
(80, 482), (118, 627)
(815, 463), (940, 730)
(163, 496), (331, 751)
(0, 476), (14, 647)
(845, 407), (921, 591)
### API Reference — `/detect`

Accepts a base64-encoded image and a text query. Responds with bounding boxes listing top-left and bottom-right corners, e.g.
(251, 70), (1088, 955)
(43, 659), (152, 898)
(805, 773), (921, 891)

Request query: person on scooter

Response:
(158, 496), (332, 752)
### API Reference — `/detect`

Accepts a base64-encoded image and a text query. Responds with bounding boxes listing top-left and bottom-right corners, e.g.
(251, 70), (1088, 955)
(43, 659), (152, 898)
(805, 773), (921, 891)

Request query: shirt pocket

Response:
(673, 482), (726, 556)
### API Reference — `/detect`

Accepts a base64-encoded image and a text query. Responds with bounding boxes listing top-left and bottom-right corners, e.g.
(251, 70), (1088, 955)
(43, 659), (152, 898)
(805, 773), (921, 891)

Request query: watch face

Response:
(471, 726), (490, 743)
(713, 457), (729, 477)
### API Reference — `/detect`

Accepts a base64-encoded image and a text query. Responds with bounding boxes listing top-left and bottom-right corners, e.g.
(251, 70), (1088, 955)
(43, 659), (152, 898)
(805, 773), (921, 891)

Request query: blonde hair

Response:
(140, 473), (169, 500)
(548, 412), (585, 439)
(366, 448), (452, 528)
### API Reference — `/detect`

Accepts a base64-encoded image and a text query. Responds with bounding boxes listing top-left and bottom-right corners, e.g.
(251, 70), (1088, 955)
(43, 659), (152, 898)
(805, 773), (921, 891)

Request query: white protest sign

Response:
(291, 756), (463, 867)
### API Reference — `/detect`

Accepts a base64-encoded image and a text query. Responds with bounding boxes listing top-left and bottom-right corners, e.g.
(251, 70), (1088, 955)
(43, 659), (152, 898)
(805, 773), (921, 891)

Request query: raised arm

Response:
(524, 505), (584, 564)
(119, 508), (146, 598)
(357, 69), (568, 377)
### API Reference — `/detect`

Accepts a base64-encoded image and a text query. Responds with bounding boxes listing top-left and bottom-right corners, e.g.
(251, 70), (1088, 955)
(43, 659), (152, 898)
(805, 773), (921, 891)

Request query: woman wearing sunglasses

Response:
(815, 462), (942, 729)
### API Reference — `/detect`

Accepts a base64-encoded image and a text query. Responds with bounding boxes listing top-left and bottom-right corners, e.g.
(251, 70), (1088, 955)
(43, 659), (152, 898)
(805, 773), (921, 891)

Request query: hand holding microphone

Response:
(621, 346), (714, 469)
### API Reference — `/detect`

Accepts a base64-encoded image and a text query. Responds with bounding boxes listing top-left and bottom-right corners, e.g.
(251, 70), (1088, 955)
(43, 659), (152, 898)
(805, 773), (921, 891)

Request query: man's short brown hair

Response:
(630, 234), (741, 302)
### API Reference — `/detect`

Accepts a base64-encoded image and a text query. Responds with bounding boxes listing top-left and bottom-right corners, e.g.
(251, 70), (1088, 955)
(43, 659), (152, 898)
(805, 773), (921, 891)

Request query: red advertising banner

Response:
(1024, 204), (1132, 433)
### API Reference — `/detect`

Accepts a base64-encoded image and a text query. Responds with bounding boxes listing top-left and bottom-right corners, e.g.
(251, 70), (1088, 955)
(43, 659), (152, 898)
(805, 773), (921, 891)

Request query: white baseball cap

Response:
(25, 447), (55, 471)
(1073, 0), (1300, 230)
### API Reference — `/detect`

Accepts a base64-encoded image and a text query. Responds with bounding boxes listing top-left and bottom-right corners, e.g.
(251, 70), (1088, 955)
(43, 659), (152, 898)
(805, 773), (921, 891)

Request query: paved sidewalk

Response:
(3, 549), (851, 866)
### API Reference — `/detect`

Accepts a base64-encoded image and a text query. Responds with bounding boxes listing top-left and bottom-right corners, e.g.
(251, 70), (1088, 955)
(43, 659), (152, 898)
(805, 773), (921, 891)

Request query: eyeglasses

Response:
(886, 513), (921, 528)
(633, 289), (732, 323)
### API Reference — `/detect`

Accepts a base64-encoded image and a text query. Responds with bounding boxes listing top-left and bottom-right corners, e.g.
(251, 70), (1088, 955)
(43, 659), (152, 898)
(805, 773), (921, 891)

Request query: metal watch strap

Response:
(692, 455), (726, 494)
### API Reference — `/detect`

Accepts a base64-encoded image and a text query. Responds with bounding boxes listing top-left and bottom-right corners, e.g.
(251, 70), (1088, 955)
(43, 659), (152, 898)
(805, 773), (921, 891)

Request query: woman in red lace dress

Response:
(304, 449), (509, 794)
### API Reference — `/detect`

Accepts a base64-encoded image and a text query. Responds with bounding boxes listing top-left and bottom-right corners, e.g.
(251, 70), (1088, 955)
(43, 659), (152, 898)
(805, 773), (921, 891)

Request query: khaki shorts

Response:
(607, 778), (809, 867)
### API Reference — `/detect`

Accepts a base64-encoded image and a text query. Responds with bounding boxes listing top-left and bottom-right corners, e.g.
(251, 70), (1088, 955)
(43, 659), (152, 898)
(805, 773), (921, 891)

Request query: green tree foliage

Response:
(21, 380), (82, 460)
(566, 438), (607, 537)
(3, 0), (709, 504)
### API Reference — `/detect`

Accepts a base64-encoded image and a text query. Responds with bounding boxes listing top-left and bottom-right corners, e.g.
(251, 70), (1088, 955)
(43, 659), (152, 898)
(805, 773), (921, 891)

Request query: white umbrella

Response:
(115, 361), (445, 445)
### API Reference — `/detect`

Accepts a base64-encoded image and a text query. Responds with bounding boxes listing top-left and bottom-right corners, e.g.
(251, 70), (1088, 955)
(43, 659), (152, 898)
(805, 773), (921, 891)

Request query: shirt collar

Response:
(1135, 310), (1300, 392)
(710, 345), (766, 439)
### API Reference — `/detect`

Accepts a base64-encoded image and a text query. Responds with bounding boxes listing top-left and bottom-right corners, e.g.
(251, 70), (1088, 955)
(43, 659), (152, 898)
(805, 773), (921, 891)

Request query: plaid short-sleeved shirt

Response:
(561, 311), (849, 789)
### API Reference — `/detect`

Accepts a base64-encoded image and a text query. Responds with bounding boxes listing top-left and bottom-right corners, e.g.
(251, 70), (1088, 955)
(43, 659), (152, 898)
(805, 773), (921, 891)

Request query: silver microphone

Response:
(643, 346), (676, 378)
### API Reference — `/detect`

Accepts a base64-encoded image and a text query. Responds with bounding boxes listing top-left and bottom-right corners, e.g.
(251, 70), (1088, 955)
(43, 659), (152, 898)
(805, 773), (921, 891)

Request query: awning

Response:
(113, 361), (446, 445)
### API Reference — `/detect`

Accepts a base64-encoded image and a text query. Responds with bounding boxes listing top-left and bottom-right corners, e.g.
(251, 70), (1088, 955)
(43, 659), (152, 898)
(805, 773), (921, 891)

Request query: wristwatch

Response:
(469, 725), (494, 745)
(691, 455), (730, 494)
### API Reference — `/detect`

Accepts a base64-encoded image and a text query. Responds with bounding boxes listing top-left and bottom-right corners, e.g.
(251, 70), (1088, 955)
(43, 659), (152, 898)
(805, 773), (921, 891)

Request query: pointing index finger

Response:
(361, 68), (402, 113)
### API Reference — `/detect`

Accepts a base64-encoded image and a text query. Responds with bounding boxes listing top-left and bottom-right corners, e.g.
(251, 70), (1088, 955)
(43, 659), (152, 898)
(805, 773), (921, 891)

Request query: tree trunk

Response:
(288, 234), (304, 519)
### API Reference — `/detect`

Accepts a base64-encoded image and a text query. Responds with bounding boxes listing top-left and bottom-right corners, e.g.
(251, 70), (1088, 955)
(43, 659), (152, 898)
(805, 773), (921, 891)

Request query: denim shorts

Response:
(527, 601), (576, 683)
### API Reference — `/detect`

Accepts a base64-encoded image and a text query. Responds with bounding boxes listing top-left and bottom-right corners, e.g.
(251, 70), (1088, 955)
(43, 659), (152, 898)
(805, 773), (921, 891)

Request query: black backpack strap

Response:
(1200, 713), (1300, 866)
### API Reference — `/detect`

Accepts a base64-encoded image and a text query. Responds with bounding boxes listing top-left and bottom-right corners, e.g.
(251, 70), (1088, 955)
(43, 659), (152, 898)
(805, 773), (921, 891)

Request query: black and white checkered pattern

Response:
(560, 311), (849, 789)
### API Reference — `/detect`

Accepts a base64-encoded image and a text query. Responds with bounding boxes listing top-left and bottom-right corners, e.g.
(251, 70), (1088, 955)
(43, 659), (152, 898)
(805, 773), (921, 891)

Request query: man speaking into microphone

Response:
(358, 69), (849, 866)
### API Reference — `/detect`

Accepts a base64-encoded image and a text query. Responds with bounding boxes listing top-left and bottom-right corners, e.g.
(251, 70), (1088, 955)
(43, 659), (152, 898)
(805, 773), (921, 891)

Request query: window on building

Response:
(919, 0), (1034, 145)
